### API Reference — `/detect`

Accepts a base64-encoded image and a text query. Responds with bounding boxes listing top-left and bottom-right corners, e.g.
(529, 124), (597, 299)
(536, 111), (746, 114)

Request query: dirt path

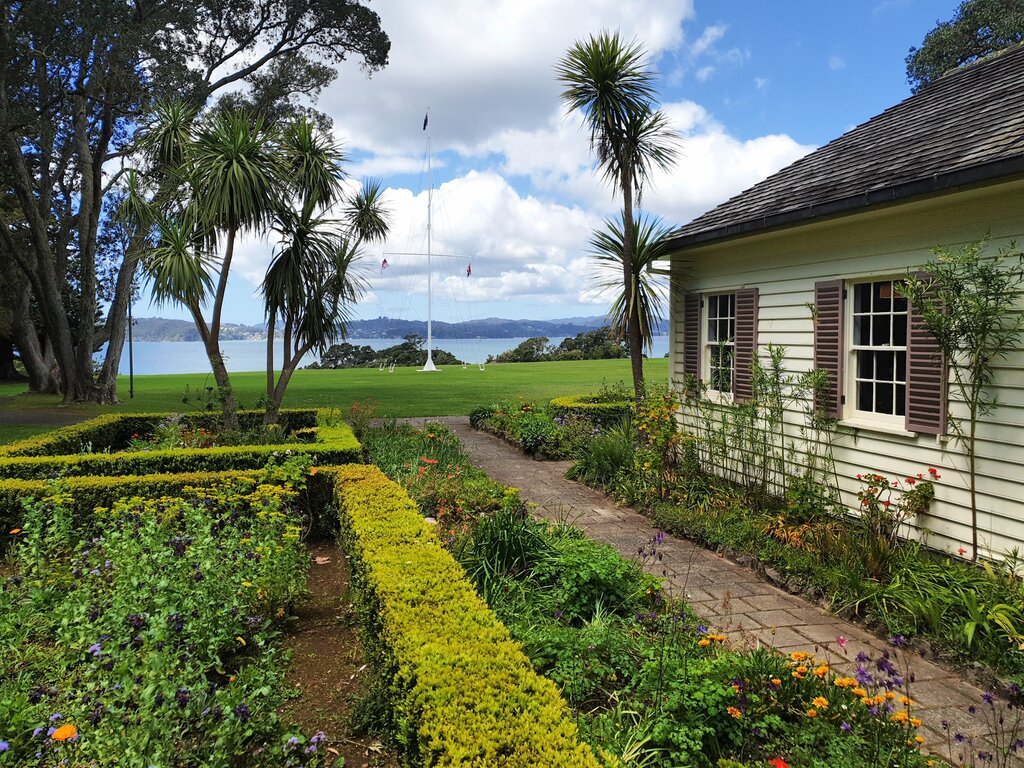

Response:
(279, 542), (398, 768)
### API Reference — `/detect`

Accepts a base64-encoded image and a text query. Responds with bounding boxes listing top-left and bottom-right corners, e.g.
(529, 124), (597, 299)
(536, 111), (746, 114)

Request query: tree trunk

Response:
(10, 286), (60, 394)
(93, 243), (142, 404)
(621, 168), (645, 400)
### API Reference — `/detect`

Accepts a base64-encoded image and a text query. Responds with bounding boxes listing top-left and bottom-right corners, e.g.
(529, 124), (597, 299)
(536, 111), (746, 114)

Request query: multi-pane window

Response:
(706, 293), (736, 393)
(850, 280), (908, 417)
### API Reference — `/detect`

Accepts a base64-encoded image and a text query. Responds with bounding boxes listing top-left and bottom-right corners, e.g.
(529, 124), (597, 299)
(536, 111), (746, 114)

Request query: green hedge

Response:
(330, 465), (600, 767)
(0, 411), (359, 480)
(0, 409), (319, 457)
(0, 467), (342, 543)
(549, 394), (632, 430)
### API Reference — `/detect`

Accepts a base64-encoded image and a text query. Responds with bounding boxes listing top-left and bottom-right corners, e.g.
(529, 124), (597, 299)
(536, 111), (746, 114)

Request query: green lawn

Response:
(0, 359), (668, 444)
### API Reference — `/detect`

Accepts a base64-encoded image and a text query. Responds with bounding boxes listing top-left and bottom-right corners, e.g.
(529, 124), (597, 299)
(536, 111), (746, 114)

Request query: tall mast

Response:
(423, 132), (437, 371)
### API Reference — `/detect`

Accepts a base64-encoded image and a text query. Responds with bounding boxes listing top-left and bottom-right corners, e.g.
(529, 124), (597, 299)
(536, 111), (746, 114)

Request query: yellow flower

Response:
(812, 697), (829, 709)
(814, 664), (830, 677)
(698, 638), (711, 647)
(52, 724), (78, 741)
(852, 687), (867, 698)
(910, 717), (922, 728)
(915, 735), (925, 744)
(891, 710), (909, 723)
(899, 695), (913, 705)
(834, 677), (857, 688)
(771, 677), (781, 686)
(806, 708), (818, 717)
(236, 636), (246, 646)
(789, 651), (810, 662)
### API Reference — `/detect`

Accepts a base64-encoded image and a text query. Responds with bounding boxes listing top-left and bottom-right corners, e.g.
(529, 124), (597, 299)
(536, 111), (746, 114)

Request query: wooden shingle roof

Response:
(667, 44), (1024, 249)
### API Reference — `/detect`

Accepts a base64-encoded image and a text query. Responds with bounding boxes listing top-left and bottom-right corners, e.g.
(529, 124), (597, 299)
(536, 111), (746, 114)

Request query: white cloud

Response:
(324, 0), (692, 157)
(754, 77), (769, 90)
(829, 55), (846, 71)
(690, 24), (728, 58)
(695, 65), (716, 82)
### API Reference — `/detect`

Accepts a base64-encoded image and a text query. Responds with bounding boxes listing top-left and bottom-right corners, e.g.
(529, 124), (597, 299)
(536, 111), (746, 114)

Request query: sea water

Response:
(98, 337), (671, 376)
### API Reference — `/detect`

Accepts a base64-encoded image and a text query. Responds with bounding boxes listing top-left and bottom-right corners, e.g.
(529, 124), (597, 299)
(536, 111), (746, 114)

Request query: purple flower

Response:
(0, 741), (8, 752)
(311, 732), (326, 745)
(49, 713), (62, 721)
(88, 643), (102, 657)
(840, 721), (852, 733)
(855, 651), (871, 663)
(234, 703), (250, 722)
(889, 635), (908, 648)
(855, 665), (874, 686)
(955, 733), (966, 743)
(982, 691), (995, 705)
(697, 625), (708, 635)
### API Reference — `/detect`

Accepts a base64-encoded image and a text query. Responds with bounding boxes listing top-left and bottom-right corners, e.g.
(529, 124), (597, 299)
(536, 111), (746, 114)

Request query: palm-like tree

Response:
(261, 179), (387, 424)
(261, 120), (389, 424)
(136, 106), (287, 428)
(590, 212), (671, 357)
(557, 31), (679, 398)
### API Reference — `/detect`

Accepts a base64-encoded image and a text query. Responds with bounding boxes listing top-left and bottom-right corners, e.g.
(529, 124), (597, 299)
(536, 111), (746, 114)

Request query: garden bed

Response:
(361, 420), (947, 768)
(0, 457), (328, 766)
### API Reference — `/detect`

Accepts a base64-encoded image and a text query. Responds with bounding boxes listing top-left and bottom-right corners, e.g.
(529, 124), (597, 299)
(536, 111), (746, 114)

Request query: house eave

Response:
(664, 156), (1024, 254)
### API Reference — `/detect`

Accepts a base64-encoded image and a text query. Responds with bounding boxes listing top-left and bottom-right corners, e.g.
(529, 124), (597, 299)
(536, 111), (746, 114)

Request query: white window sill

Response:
(840, 416), (916, 439)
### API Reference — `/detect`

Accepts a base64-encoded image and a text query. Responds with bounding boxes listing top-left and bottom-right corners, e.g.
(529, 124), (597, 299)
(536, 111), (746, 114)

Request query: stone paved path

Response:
(408, 416), (1019, 767)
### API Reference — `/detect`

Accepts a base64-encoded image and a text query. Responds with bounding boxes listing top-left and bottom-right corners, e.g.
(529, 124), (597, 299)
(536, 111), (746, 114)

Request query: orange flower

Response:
(52, 724), (78, 741)
(9, 528), (21, 534)
(812, 696), (829, 709)
(806, 708), (818, 717)
(727, 706), (742, 719)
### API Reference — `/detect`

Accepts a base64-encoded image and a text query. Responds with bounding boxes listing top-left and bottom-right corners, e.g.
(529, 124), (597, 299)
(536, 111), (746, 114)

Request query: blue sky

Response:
(147, 0), (954, 328)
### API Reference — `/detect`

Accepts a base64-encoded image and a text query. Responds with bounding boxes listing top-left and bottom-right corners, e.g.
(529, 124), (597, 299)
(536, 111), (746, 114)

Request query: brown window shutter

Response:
(905, 274), (946, 434)
(813, 280), (844, 419)
(733, 288), (759, 401)
(682, 292), (700, 377)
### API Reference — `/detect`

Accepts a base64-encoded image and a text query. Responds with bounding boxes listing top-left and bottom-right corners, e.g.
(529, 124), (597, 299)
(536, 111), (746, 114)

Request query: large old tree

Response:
(0, 0), (389, 402)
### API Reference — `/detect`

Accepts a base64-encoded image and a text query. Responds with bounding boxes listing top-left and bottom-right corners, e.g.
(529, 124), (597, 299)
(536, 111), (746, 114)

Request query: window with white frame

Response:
(849, 279), (908, 419)
(705, 293), (736, 393)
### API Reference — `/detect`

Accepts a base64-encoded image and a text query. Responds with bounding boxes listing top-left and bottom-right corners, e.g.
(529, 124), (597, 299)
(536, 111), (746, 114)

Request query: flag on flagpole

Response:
(381, 258), (389, 270)
(422, 112), (428, 131)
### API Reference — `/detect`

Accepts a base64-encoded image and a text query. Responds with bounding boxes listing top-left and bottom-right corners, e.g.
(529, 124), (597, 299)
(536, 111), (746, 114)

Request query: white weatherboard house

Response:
(663, 44), (1024, 559)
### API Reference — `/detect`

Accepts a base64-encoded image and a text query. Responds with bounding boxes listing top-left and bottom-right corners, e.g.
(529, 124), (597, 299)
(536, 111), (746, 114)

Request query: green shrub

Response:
(550, 392), (632, 430)
(0, 411), (359, 481)
(329, 464), (599, 767)
(0, 409), (318, 458)
(566, 420), (634, 488)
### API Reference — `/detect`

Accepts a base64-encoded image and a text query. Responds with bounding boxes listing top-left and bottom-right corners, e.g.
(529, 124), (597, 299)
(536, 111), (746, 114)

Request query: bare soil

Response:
(279, 542), (398, 768)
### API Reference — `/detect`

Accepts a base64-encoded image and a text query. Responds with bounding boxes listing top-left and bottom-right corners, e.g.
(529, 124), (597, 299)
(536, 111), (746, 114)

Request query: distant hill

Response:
(130, 318), (267, 342)
(130, 315), (669, 342)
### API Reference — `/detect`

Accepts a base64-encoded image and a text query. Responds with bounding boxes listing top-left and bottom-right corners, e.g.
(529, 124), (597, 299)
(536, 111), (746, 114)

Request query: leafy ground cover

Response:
(0, 457), (331, 766)
(361, 420), (944, 768)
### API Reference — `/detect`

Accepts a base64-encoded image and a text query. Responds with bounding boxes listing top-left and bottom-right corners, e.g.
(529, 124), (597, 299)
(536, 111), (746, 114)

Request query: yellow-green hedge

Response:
(0, 469), (261, 533)
(0, 409), (319, 458)
(549, 394), (632, 430)
(330, 465), (601, 767)
(0, 411), (360, 480)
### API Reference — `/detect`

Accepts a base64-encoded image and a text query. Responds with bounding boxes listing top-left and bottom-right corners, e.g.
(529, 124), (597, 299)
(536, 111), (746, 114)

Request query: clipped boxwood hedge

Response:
(0, 411), (360, 480)
(0, 409), (318, 458)
(330, 465), (600, 767)
(0, 469), (261, 535)
(0, 467), (341, 544)
(549, 393), (632, 430)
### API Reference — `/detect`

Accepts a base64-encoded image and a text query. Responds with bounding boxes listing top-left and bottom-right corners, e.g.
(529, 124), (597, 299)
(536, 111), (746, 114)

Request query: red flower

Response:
(768, 759), (790, 768)
(958, 548), (967, 556)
